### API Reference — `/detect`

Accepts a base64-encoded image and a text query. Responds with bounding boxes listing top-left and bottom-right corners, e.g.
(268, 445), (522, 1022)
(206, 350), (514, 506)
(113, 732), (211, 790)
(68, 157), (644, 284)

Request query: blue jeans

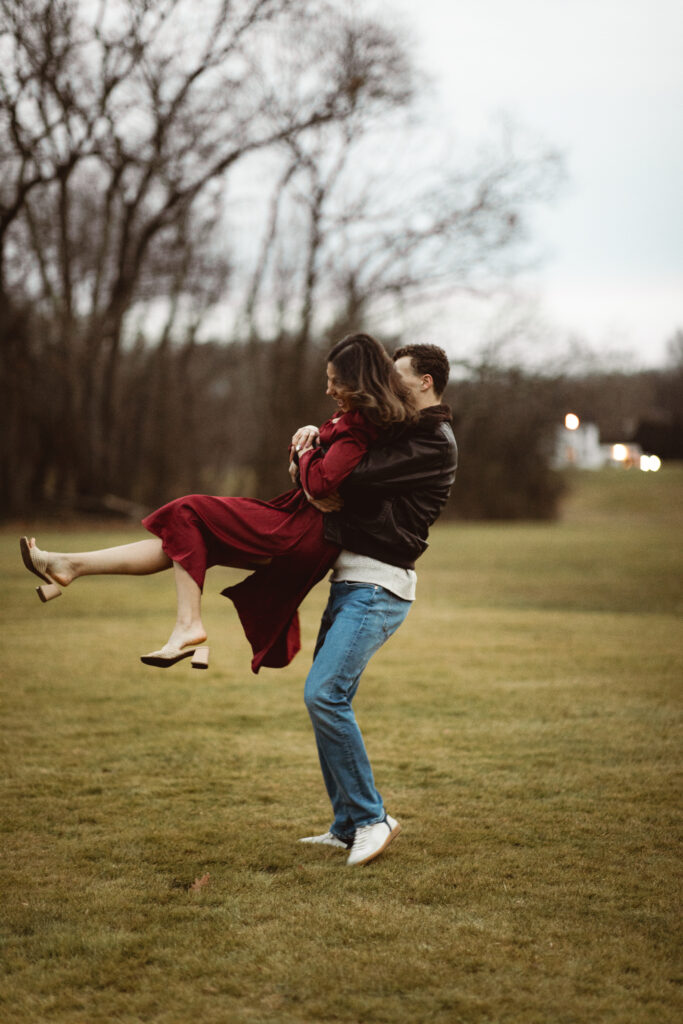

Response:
(304, 581), (411, 843)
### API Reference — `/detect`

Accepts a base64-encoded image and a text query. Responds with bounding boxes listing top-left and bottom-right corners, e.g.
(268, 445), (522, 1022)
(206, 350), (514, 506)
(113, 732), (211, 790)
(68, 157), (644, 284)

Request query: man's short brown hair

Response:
(393, 344), (450, 398)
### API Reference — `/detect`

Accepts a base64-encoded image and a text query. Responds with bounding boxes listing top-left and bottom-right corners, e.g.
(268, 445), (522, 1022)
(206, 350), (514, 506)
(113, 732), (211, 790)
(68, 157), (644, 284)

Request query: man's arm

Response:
(341, 426), (457, 496)
(290, 418), (457, 510)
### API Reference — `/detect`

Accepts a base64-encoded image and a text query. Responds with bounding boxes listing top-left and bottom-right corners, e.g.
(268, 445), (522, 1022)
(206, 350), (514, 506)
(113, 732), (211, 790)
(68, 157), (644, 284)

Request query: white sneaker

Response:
(298, 831), (350, 850)
(346, 814), (401, 867)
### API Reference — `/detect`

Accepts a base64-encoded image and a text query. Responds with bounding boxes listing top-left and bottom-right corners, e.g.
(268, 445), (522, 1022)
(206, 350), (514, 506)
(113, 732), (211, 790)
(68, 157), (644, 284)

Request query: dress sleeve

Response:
(298, 412), (378, 498)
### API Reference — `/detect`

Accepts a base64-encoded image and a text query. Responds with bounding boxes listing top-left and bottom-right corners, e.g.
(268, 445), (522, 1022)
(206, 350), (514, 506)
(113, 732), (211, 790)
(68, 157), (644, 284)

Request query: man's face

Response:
(393, 355), (424, 399)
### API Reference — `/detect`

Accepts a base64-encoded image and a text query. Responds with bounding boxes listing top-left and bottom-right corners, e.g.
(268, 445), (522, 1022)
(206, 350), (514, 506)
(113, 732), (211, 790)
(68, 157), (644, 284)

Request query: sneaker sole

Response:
(349, 821), (402, 867)
(298, 838), (350, 850)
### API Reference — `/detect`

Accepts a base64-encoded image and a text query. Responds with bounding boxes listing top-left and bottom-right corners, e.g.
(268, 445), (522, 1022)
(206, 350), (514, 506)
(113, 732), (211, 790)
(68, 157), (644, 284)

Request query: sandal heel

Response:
(37, 582), (61, 602)
(191, 646), (210, 670)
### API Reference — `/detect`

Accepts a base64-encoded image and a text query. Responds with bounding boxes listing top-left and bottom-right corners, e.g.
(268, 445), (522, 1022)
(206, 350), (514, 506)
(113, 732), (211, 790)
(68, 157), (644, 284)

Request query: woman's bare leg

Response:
(162, 562), (207, 651)
(26, 537), (171, 587)
(29, 537), (206, 654)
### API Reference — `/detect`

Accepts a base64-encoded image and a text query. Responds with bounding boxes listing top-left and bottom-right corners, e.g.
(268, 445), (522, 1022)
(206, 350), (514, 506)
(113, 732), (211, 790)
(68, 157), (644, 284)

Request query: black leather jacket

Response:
(323, 404), (457, 569)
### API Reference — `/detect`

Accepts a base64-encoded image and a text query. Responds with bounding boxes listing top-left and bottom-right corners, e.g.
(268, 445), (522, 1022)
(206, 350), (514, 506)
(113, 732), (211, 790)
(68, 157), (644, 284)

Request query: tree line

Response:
(4, 0), (676, 524)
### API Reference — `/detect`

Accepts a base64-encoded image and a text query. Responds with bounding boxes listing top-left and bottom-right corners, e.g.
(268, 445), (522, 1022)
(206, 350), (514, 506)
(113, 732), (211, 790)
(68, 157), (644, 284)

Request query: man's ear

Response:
(421, 374), (434, 392)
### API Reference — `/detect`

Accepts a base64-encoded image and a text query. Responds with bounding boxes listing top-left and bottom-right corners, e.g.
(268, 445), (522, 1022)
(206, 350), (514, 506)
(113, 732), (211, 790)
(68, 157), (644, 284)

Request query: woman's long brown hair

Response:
(327, 333), (418, 428)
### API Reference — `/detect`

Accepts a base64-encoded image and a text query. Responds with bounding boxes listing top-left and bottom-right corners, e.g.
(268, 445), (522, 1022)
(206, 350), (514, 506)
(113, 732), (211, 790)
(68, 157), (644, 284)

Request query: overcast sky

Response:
(377, 0), (683, 367)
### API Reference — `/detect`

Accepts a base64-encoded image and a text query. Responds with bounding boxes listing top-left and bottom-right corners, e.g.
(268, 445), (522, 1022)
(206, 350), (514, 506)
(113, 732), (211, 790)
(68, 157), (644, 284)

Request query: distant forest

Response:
(1, 1), (680, 521)
(3, 325), (682, 522)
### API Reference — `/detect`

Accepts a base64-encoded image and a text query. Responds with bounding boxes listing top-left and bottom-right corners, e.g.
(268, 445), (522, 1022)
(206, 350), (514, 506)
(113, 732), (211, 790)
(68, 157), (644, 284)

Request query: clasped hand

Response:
(289, 424), (344, 512)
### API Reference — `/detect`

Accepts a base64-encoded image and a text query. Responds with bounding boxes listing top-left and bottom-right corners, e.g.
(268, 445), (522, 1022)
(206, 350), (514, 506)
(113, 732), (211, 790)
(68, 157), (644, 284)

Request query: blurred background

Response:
(1, 0), (681, 521)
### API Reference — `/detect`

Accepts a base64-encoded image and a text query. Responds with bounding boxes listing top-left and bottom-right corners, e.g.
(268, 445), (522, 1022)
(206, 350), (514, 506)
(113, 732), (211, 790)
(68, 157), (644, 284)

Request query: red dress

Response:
(142, 410), (378, 673)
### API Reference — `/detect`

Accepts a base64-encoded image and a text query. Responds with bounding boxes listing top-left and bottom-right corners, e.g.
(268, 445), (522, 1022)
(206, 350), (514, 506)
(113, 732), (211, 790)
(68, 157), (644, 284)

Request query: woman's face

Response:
(326, 362), (351, 413)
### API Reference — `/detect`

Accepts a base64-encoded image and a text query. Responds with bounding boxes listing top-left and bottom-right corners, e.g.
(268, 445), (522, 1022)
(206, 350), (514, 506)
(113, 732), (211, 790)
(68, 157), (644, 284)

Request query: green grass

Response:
(1, 467), (682, 1023)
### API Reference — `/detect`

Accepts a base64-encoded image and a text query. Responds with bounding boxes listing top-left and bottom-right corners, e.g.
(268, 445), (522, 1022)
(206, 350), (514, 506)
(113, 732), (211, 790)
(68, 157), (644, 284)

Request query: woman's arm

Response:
(288, 424), (321, 484)
(298, 413), (377, 499)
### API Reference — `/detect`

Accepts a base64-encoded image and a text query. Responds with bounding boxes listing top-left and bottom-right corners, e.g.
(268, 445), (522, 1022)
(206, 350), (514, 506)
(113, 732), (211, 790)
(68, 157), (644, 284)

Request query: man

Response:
(292, 343), (457, 866)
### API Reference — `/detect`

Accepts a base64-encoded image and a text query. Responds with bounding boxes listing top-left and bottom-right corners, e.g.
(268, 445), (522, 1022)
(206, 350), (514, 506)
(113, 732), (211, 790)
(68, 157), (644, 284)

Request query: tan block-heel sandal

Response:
(19, 537), (62, 602)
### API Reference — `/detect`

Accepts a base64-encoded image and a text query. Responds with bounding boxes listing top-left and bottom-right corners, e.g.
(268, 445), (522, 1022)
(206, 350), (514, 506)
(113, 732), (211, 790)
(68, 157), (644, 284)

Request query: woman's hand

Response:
(291, 424), (320, 452)
(304, 489), (344, 513)
(289, 427), (318, 482)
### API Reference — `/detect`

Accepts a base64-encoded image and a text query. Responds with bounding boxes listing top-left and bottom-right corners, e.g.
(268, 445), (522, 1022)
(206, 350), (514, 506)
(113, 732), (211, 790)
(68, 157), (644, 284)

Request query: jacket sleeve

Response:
(341, 427), (457, 496)
(298, 416), (376, 498)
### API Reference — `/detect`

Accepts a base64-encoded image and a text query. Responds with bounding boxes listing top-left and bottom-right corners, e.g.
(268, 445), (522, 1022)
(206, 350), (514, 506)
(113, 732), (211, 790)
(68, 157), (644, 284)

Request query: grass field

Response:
(1, 467), (682, 1023)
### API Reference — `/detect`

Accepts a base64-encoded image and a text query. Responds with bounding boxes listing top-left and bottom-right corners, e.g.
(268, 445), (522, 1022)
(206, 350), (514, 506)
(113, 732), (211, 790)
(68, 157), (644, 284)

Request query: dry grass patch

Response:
(1, 467), (682, 1022)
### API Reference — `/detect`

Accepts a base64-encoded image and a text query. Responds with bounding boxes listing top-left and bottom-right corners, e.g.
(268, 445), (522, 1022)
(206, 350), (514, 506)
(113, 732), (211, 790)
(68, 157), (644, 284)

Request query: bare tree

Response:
(217, 108), (562, 493)
(0, 0), (563, 515)
(0, 0), (415, 512)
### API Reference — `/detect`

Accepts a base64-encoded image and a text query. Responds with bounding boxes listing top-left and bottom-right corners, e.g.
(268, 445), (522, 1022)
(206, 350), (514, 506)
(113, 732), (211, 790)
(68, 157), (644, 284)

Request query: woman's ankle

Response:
(167, 622), (207, 648)
(40, 548), (74, 587)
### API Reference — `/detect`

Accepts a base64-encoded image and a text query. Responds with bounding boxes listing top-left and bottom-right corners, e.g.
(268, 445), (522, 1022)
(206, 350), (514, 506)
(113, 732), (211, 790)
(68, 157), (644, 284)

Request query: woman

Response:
(21, 334), (415, 672)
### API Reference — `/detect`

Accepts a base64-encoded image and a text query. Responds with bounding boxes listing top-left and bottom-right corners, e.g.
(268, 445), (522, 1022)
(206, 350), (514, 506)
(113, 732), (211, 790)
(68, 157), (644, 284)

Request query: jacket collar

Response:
(415, 403), (453, 430)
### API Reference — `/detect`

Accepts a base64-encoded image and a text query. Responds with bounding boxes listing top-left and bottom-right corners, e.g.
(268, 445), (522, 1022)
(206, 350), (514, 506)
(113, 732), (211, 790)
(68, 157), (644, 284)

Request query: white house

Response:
(552, 415), (657, 471)
(553, 418), (607, 470)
